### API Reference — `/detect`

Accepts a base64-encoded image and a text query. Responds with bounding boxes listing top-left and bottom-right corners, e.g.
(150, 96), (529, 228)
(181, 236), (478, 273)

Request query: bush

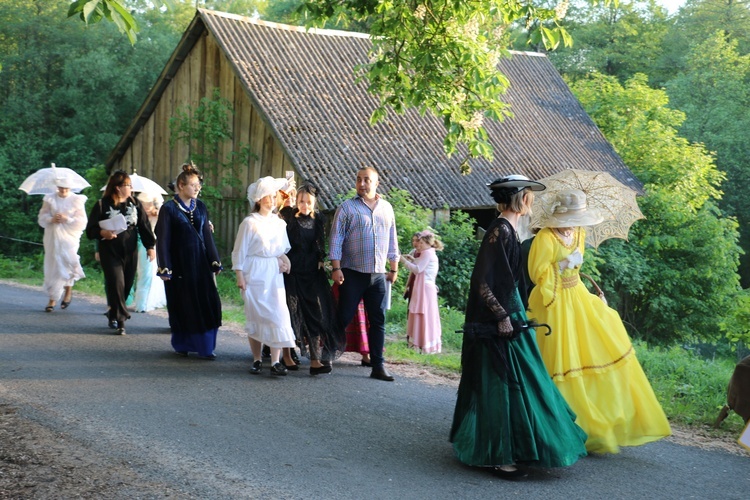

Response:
(434, 210), (480, 311)
(637, 341), (744, 432)
(385, 189), (479, 311)
(0, 252), (44, 282)
(386, 188), (433, 297)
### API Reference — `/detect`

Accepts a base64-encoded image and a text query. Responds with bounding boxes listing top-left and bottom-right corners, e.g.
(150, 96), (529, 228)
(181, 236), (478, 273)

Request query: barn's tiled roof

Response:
(111, 9), (642, 211)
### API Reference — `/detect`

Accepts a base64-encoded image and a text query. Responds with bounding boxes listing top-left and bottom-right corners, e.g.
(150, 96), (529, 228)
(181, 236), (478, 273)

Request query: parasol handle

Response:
(580, 272), (607, 305)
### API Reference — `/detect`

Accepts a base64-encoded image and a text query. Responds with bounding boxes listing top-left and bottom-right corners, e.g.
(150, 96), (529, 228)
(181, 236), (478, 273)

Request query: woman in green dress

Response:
(449, 175), (587, 479)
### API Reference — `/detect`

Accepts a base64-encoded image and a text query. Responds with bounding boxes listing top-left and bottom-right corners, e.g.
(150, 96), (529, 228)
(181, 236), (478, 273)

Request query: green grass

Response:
(637, 341), (746, 434)
(2, 253), (747, 436)
(215, 271), (247, 326)
(384, 296), (463, 374)
(0, 252), (45, 284)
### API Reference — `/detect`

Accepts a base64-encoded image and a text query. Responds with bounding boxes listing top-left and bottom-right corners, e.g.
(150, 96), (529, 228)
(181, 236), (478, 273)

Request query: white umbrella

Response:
(99, 172), (168, 197)
(130, 172), (167, 196)
(18, 163), (91, 195)
(531, 169), (645, 249)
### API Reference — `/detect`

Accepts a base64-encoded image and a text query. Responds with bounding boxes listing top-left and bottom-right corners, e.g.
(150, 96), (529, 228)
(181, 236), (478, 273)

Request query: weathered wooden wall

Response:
(111, 31), (297, 256)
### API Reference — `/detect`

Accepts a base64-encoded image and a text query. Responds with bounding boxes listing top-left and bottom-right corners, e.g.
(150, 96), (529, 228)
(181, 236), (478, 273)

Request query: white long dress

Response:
(37, 192), (87, 301)
(134, 195), (166, 312)
(231, 212), (296, 348)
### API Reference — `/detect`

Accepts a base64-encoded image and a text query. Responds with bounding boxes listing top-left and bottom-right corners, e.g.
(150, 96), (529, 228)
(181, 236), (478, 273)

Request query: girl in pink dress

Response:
(400, 231), (443, 353)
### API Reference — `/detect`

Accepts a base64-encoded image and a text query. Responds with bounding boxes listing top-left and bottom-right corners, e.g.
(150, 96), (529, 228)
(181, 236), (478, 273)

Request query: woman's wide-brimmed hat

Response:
(543, 188), (604, 228)
(488, 174), (545, 203)
(247, 176), (287, 204)
(488, 174), (546, 193)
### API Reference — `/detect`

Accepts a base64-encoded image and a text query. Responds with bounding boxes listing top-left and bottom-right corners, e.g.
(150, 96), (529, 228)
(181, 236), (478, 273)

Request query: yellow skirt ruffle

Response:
(529, 280), (671, 454)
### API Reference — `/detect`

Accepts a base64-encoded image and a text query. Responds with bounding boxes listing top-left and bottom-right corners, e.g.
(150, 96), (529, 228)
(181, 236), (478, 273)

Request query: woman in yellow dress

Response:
(527, 188), (671, 454)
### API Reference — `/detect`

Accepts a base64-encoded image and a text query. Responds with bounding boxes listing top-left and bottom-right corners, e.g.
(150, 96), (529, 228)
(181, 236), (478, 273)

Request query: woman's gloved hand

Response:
(496, 316), (514, 338)
(558, 249), (583, 271)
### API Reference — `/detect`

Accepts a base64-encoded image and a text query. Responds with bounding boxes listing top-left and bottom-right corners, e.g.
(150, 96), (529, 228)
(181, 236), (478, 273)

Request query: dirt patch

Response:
(666, 424), (749, 456)
(0, 404), (190, 499)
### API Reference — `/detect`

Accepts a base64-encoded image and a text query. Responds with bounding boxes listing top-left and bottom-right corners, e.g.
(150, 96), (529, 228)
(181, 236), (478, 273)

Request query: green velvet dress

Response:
(449, 217), (587, 468)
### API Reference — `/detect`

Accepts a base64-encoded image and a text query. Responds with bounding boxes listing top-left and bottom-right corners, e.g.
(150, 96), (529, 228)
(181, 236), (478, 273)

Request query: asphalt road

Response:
(1, 281), (747, 499)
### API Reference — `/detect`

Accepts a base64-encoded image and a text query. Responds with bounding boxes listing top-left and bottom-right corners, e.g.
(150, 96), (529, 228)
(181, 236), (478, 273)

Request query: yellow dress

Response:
(527, 227), (671, 454)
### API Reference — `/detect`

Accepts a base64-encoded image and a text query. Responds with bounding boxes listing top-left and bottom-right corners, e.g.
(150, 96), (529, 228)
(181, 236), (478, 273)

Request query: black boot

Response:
(290, 347), (300, 364)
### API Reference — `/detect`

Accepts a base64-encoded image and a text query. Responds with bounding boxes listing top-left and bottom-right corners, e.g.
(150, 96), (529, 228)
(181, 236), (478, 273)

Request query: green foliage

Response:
(386, 188), (433, 253)
(726, 290), (750, 346)
(262, 0), (310, 24)
(0, 252), (44, 283)
(215, 270), (246, 325)
(383, 188), (479, 310)
(300, 0), (572, 163)
(670, 0), (750, 57)
(168, 87), (256, 210)
(572, 72), (747, 345)
(0, 1), (185, 258)
(68, 0), (176, 45)
(551, 2), (750, 289)
(201, 0), (266, 17)
(545, 0), (671, 85)
(383, 188), (432, 298)
(637, 341), (744, 432)
(575, 73), (724, 209)
(666, 32), (750, 286)
(434, 209), (480, 311)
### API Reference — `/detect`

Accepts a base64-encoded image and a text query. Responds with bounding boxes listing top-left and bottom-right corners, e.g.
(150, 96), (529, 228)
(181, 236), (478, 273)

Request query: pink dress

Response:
(401, 247), (442, 353)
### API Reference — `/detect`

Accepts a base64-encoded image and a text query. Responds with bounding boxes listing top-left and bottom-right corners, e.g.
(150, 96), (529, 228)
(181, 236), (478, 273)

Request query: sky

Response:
(659, 0), (687, 14)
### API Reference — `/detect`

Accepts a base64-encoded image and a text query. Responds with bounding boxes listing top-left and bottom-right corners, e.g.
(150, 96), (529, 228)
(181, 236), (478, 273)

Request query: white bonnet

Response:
(137, 191), (164, 206)
(54, 175), (73, 188)
(247, 176), (287, 204)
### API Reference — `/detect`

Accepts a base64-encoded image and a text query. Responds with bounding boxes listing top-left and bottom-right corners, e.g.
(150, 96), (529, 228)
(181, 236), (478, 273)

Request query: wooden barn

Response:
(106, 9), (641, 254)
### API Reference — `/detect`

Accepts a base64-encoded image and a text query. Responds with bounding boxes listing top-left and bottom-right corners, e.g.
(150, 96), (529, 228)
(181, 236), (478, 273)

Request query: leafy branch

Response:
(67, 0), (175, 45)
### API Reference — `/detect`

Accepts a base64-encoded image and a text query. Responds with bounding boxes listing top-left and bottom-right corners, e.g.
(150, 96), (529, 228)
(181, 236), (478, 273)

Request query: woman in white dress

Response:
(38, 176), (87, 312)
(134, 191), (166, 312)
(232, 176), (296, 376)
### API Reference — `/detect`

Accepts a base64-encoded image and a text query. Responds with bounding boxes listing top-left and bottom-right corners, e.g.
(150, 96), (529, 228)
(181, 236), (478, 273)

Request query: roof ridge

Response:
(199, 8), (371, 39)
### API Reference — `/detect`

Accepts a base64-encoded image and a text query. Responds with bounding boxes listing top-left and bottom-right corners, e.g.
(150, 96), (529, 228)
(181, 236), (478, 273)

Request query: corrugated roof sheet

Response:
(111, 9), (642, 211)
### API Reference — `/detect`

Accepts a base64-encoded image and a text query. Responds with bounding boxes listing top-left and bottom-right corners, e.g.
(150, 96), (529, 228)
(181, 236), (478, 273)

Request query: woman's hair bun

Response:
(182, 161), (199, 175)
(299, 181), (318, 198)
